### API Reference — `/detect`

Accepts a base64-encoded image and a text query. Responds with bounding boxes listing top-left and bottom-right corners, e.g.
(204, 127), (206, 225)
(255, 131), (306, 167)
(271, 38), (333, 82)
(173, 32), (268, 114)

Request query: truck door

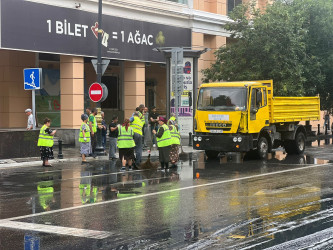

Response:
(248, 87), (269, 133)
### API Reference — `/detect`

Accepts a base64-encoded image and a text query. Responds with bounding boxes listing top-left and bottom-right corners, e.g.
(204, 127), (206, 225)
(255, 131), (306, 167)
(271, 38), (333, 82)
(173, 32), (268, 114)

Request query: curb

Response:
(0, 146), (199, 170)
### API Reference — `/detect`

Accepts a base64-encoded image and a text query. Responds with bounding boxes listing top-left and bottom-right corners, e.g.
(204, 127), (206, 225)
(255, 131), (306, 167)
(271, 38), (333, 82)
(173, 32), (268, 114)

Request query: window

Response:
(228, 0), (242, 14)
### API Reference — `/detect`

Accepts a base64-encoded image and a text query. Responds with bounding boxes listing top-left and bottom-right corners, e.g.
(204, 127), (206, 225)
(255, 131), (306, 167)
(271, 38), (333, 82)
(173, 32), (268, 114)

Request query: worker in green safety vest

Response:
(37, 117), (56, 167)
(138, 104), (146, 126)
(130, 112), (143, 166)
(153, 116), (172, 171)
(118, 118), (136, 171)
(79, 114), (91, 163)
(169, 113), (176, 123)
(87, 107), (97, 157)
(168, 119), (181, 167)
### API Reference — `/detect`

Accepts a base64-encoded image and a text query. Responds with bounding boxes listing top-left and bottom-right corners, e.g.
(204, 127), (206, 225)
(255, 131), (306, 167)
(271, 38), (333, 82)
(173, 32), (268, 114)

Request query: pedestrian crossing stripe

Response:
(0, 220), (114, 239)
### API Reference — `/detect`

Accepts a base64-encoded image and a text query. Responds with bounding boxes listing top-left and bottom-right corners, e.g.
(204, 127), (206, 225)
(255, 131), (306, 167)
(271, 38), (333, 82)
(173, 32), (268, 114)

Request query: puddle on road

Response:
(212, 150), (331, 165)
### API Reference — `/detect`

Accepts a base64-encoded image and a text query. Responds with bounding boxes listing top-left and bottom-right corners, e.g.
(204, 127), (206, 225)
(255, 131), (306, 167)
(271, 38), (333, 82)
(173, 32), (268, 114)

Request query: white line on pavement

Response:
(0, 220), (114, 239)
(2, 162), (332, 223)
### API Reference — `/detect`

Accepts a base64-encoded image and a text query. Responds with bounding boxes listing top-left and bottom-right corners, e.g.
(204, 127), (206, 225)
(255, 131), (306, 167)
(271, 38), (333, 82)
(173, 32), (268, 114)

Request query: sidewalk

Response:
(0, 140), (197, 169)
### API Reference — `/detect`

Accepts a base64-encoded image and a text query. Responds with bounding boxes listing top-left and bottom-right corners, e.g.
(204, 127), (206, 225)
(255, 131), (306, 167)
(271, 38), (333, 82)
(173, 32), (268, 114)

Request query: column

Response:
(60, 55), (84, 129)
(192, 32), (205, 85)
(0, 50), (35, 128)
(123, 61), (145, 119)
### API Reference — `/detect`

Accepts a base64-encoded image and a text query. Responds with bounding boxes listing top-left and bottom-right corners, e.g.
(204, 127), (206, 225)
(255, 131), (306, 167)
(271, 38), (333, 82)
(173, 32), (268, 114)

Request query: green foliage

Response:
(203, 0), (333, 110)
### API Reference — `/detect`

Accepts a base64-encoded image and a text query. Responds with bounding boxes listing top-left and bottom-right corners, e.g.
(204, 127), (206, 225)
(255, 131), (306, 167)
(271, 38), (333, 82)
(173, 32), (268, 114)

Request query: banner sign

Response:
(170, 57), (193, 136)
(0, 0), (191, 63)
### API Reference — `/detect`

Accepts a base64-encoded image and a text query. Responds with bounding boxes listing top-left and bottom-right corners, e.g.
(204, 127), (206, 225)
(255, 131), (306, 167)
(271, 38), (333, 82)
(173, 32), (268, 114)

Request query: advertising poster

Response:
(170, 58), (193, 136)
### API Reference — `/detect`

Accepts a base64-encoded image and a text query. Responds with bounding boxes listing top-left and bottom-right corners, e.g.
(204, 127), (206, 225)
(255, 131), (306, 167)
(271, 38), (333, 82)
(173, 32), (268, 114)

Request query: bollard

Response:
(58, 139), (63, 159)
(325, 124), (329, 145)
(189, 132), (192, 146)
(317, 124), (320, 146)
(317, 124), (321, 135)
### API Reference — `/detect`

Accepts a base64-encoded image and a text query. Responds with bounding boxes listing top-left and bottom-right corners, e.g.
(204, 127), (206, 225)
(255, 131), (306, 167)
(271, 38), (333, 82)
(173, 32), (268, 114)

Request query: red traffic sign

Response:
(89, 82), (103, 102)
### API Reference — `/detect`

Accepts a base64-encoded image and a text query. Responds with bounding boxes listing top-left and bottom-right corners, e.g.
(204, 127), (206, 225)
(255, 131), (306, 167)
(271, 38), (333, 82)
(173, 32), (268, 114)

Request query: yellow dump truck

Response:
(193, 80), (320, 158)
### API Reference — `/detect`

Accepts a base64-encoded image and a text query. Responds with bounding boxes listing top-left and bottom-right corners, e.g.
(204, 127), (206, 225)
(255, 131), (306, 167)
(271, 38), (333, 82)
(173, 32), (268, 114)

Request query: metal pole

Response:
(95, 0), (105, 156)
(32, 89), (36, 130)
(166, 55), (170, 119)
(97, 0), (102, 85)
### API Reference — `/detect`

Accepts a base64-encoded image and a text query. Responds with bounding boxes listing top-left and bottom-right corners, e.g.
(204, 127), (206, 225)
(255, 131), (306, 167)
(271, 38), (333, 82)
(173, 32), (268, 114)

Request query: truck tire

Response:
(205, 150), (219, 159)
(257, 136), (269, 159)
(285, 132), (305, 155)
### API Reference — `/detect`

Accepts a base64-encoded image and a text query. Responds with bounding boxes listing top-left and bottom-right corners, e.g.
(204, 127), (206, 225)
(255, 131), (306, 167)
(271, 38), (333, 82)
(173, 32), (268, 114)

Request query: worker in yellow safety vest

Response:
(130, 112), (143, 166)
(87, 108), (98, 157)
(118, 118), (136, 171)
(79, 114), (91, 163)
(153, 116), (172, 171)
(168, 119), (181, 167)
(37, 117), (56, 167)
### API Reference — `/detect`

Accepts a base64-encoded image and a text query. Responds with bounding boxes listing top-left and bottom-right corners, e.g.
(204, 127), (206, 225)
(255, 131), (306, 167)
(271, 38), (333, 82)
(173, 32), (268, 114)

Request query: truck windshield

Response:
(197, 87), (247, 111)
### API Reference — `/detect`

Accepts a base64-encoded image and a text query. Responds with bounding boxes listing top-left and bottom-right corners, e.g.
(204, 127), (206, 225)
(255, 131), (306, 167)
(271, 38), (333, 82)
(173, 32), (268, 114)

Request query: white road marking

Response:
(1, 162), (331, 223)
(0, 220), (114, 239)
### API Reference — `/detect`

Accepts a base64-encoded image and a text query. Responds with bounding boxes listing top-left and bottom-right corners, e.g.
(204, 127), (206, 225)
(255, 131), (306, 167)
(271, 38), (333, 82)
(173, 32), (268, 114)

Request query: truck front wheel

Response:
(257, 137), (269, 159)
(285, 132), (306, 155)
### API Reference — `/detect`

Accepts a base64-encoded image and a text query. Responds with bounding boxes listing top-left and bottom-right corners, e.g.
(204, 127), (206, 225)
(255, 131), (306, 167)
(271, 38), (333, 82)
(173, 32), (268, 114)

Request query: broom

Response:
(139, 149), (159, 169)
(179, 144), (189, 161)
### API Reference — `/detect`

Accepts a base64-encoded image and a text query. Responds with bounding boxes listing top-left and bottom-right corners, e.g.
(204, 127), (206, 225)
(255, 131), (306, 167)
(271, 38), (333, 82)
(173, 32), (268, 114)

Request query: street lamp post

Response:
(94, 0), (105, 156)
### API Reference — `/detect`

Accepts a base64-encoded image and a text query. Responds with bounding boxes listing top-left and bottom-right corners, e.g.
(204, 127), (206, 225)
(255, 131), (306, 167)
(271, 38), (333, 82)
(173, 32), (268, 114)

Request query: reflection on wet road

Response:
(0, 151), (333, 249)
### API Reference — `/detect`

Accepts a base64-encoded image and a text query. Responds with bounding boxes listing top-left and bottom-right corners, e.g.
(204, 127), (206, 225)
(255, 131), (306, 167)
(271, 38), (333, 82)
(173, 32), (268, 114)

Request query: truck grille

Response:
(205, 122), (232, 131)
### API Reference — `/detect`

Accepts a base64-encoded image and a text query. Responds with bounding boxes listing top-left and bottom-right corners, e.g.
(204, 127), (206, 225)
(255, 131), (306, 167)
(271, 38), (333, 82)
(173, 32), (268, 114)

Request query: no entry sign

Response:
(89, 82), (103, 102)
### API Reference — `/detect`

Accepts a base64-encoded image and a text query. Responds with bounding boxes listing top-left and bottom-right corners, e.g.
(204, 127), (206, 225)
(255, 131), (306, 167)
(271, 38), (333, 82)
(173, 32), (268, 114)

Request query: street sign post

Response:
(24, 68), (42, 130)
(89, 82), (103, 102)
(171, 48), (184, 123)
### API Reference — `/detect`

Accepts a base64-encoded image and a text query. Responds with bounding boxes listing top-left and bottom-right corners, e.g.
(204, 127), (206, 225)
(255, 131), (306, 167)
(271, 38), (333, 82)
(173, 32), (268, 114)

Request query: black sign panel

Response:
(1, 0), (191, 63)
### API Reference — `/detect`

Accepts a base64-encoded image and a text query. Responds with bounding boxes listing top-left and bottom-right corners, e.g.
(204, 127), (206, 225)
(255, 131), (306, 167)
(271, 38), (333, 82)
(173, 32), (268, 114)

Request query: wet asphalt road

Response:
(0, 149), (333, 249)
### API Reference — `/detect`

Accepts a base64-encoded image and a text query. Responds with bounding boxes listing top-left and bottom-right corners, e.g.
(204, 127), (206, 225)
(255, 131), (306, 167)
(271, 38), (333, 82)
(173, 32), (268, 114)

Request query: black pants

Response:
(91, 134), (97, 154)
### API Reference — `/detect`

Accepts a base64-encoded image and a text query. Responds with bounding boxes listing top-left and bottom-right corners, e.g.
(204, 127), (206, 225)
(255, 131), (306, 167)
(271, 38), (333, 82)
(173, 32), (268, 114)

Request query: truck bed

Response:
(270, 97), (320, 123)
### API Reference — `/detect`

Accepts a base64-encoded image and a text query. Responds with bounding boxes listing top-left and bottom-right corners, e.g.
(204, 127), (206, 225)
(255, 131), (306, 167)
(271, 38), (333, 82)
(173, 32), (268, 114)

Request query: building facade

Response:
(0, 0), (260, 130)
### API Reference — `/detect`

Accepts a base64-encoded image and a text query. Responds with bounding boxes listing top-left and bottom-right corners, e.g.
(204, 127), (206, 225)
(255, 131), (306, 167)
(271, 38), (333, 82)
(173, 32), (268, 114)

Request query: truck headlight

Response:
(198, 137), (202, 141)
(233, 137), (238, 142)
(194, 136), (198, 141)
(238, 137), (242, 142)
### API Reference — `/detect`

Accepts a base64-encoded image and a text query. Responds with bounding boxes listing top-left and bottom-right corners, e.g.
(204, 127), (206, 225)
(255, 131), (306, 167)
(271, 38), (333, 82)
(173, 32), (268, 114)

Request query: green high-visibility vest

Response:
(79, 184), (91, 204)
(89, 114), (97, 133)
(138, 111), (145, 125)
(37, 181), (54, 210)
(170, 116), (176, 122)
(117, 125), (135, 148)
(37, 125), (54, 147)
(170, 125), (180, 145)
(130, 116), (143, 135)
(79, 122), (91, 142)
(157, 124), (172, 148)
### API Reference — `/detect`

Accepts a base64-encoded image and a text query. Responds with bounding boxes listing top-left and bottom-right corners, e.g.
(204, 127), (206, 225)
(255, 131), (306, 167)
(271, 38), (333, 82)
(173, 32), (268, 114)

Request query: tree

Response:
(203, 0), (333, 110)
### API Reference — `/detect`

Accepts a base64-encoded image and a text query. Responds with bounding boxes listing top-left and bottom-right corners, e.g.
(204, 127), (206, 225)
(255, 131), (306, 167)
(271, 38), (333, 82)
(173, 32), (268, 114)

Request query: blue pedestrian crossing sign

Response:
(24, 68), (42, 90)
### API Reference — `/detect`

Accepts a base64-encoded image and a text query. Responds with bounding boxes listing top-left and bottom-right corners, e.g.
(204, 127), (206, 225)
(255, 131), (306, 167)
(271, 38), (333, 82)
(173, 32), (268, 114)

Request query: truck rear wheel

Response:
(285, 132), (305, 155)
(205, 150), (219, 159)
(257, 137), (269, 159)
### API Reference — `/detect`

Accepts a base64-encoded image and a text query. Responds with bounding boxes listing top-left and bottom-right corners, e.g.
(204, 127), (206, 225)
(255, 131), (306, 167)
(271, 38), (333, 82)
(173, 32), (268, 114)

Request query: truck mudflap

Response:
(193, 134), (254, 152)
